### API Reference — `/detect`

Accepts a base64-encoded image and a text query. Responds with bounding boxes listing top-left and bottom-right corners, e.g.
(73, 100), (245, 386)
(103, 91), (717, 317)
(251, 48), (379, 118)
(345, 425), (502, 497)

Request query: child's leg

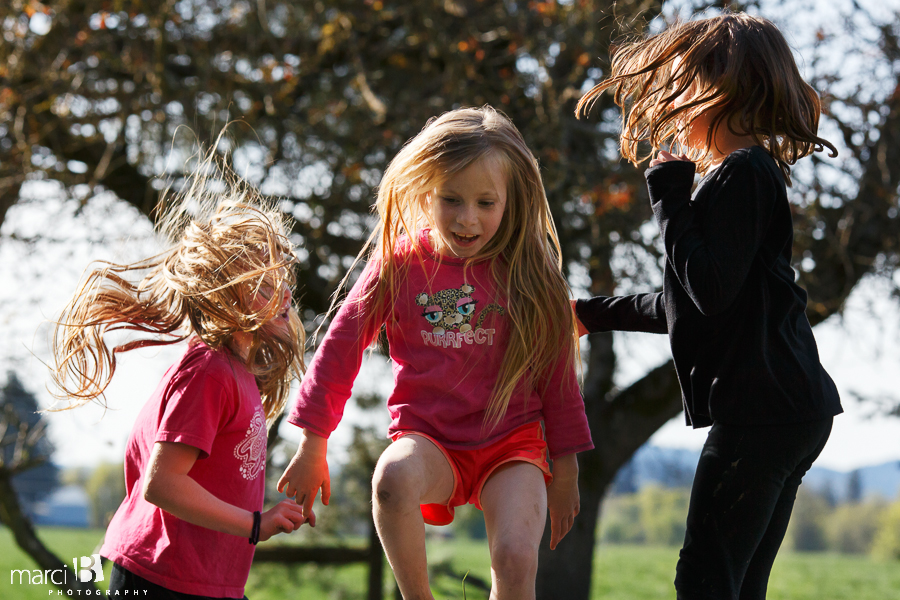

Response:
(372, 435), (454, 600)
(674, 418), (833, 600)
(738, 418), (832, 600)
(480, 462), (547, 600)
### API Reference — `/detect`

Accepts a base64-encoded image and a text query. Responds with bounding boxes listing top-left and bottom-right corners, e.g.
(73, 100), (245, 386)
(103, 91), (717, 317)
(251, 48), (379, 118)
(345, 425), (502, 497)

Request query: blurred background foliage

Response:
(1, 0), (899, 597)
(598, 484), (900, 560)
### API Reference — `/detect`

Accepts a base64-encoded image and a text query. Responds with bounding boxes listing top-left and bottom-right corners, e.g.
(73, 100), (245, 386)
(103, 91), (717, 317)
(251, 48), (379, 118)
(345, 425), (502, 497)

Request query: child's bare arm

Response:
(277, 429), (331, 522)
(570, 299), (589, 337)
(547, 452), (580, 550)
(143, 441), (306, 542)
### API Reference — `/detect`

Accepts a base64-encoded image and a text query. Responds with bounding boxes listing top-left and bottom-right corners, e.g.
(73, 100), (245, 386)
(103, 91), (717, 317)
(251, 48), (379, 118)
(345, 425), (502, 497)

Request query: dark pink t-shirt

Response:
(288, 231), (593, 458)
(101, 341), (266, 598)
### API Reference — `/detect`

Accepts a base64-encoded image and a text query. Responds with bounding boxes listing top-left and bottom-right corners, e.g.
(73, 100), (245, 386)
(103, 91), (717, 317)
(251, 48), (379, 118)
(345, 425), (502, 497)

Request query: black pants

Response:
(109, 562), (248, 600)
(674, 417), (833, 600)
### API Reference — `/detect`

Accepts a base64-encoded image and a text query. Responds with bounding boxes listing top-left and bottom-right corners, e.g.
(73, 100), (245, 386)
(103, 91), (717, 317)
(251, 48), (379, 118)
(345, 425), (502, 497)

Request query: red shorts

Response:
(392, 421), (553, 526)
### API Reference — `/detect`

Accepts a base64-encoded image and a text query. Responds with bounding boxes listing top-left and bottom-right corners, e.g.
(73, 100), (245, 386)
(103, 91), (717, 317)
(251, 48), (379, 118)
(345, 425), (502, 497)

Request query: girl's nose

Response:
(457, 204), (478, 226)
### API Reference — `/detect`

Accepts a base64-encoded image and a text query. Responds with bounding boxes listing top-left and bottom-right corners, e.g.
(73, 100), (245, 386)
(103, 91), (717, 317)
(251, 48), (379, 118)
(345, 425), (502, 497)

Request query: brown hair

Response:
(50, 148), (305, 425)
(576, 12), (837, 181)
(336, 106), (578, 430)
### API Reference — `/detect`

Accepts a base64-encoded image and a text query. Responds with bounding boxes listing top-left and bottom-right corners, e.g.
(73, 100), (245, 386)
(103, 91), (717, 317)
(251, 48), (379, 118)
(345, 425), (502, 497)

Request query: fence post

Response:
(367, 517), (384, 600)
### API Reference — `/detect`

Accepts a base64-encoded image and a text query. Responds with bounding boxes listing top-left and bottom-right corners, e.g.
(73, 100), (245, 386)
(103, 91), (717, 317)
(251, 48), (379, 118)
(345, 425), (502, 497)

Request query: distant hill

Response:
(610, 445), (701, 493)
(611, 445), (900, 502)
(803, 461), (900, 502)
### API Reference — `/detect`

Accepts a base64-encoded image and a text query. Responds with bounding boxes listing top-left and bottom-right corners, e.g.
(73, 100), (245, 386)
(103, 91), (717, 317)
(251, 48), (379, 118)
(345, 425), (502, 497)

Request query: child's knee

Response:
(372, 458), (420, 509)
(490, 538), (538, 580)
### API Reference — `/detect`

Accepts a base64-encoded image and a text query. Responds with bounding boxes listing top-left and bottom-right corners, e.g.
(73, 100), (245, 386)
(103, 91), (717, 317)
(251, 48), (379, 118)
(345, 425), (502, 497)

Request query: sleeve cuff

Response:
(285, 414), (334, 440)
(645, 160), (696, 204)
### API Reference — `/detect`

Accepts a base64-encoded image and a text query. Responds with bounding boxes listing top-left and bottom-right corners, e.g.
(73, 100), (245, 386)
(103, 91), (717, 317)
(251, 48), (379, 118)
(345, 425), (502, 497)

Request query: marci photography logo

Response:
(9, 553), (149, 595)
(9, 554), (108, 589)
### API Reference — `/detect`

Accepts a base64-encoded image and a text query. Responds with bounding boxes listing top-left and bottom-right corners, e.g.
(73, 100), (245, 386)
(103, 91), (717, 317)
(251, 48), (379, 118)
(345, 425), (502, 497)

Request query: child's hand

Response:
(649, 150), (691, 167)
(570, 299), (589, 337)
(277, 429), (331, 524)
(259, 499), (308, 542)
(547, 453), (580, 550)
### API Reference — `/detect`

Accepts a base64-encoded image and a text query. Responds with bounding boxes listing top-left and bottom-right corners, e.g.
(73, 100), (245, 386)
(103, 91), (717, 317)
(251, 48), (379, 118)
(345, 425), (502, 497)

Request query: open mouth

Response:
(452, 232), (479, 245)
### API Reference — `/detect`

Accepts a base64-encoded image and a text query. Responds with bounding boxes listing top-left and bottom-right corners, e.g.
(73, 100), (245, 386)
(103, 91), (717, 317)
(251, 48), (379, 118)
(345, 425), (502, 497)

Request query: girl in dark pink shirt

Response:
(278, 106), (593, 600)
(50, 147), (307, 599)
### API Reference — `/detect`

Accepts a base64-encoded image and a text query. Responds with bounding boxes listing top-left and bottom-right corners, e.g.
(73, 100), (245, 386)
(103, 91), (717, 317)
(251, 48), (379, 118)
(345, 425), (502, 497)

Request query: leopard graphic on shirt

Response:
(234, 407), (266, 480)
(416, 283), (504, 348)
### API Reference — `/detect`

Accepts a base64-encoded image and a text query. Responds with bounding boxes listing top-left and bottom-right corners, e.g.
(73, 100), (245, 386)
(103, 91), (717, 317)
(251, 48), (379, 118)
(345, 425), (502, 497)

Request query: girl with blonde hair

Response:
(574, 12), (842, 600)
(278, 106), (592, 599)
(51, 147), (307, 599)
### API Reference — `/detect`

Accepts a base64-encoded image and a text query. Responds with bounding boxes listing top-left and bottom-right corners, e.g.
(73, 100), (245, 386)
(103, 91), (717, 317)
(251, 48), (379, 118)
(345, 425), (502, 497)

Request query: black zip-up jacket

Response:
(576, 146), (842, 427)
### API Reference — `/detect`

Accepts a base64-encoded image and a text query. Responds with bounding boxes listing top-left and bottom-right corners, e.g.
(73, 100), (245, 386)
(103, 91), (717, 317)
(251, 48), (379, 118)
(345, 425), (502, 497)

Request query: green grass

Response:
(425, 537), (492, 599)
(594, 544), (900, 600)
(3, 527), (899, 599)
(765, 550), (900, 600)
(246, 561), (372, 600)
(426, 542), (900, 600)
(592, 544), (679, 599)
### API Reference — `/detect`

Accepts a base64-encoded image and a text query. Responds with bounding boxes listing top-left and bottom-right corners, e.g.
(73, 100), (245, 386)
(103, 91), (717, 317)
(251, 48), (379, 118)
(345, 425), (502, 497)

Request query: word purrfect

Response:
(421, 328), (497, 348)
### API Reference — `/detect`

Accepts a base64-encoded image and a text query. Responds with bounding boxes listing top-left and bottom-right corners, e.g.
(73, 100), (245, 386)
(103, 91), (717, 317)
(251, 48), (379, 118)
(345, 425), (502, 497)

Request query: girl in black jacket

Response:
(575, 12), (842, 600)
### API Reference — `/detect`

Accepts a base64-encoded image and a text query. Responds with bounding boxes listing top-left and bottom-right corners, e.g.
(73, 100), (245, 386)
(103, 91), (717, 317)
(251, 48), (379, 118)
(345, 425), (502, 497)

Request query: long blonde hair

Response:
(336, 106), (577, 430)
(577, 12), (837, 182)
(50, 148), (305, 425)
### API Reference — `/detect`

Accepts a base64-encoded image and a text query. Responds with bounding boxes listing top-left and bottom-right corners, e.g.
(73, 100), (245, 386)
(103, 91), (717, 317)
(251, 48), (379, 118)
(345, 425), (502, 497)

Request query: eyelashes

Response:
(438, 195), (497, 208)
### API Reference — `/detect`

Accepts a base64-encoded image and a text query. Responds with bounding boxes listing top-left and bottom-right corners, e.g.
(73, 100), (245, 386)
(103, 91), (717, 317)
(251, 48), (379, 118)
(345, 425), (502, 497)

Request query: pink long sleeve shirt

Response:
(287, 232), (593, 458)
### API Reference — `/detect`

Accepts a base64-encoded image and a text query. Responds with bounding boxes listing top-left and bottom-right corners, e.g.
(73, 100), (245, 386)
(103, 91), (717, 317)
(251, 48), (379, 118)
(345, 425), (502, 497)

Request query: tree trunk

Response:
(0, 468), (97, 594)
(536, 329), (614, 599)
(537, 333), (682, 600)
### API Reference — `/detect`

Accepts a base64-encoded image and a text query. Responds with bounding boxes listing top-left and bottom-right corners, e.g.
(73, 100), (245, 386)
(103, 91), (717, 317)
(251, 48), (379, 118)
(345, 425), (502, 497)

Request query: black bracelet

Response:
(249, 510), (261, 545)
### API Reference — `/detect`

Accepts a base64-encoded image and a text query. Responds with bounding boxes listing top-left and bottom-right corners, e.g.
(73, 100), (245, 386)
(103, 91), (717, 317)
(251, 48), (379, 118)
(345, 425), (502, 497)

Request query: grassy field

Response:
(3, 527), (899, 599)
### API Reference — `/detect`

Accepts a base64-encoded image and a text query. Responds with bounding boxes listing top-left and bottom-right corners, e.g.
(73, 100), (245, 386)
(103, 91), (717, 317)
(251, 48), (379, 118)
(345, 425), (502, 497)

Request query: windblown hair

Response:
(338, 106), (577, 430)
(576, 12), (837, 182)
(50, 149), (305, 425)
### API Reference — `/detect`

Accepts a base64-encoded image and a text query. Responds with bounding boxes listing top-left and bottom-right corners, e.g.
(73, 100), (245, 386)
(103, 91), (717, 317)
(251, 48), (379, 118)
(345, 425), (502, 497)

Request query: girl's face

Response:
(231, 275), (293, 360)
(256, 276), (292, 325)
(246, 266), (293, 329)
(670, 56), (714, 152)
(427, 154), (508, 259)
